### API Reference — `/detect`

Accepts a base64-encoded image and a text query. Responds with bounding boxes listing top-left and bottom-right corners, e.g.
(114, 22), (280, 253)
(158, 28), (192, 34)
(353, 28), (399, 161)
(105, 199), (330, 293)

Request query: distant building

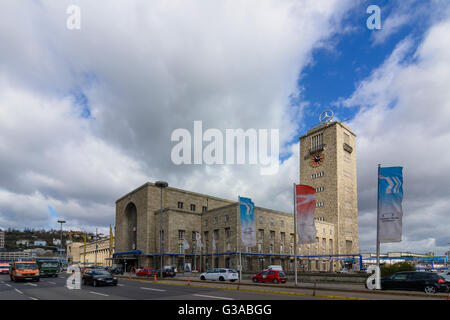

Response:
(53, 239), (61, 246)
(16, 239), (30, 246)
(33, 240), (47, 246)
(67, 237), (114, 267)
(0, 251), (31, 261)
(0, 229), (4, 249)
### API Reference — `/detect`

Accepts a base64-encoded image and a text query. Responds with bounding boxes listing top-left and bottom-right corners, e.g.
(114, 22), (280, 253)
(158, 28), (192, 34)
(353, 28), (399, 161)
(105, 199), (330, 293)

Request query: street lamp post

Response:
(155, 181), (168, 278)
(57, 220), (66, 258)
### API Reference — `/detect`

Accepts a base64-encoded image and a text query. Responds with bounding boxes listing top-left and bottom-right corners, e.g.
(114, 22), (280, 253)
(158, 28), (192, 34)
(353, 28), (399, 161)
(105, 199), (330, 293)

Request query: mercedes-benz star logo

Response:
(319, 110), (334, 123)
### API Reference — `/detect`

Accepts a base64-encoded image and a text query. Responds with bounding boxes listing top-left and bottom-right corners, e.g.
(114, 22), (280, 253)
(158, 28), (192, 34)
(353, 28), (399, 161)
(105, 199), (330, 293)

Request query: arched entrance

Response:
(124, 202), (138, 251)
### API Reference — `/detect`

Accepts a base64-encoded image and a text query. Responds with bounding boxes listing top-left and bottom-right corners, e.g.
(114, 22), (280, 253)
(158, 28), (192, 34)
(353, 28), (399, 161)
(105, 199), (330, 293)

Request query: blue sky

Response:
(296, 0), (433, 135)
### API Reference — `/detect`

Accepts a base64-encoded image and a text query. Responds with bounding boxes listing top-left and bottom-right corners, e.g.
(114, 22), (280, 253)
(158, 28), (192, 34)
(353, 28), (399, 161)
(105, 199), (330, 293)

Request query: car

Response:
(266, 265), (283, 271)
(10, 261), (40, 282)
(136, 268), (159, 277)
(0, 263), (10, 274)
(380, 271), (449, 294)
(200, 268), (239, 282)
(82, 269), (118, 287)
(252, 270), (287, 284)
(437, 270), (450, 284)
(155, 267), (176, 278)
(110, 267), (124, 275)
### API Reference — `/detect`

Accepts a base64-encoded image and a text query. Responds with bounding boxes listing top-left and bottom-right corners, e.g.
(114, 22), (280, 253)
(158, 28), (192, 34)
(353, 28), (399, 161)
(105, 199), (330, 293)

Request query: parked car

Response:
(155, 267), (176, 278)
(82, 269), (118, 287)
(266, 265), (283, 271)
(252, 270), (287, 284)
(200, 268), (238, 282)
(437, 270), (450, 284)
(380, 271), (448, 294)
(10, 261), (40, 282)
(136, 268), (159, 277)
(0, 263), (10, 274)
(110, 267), (124, 275)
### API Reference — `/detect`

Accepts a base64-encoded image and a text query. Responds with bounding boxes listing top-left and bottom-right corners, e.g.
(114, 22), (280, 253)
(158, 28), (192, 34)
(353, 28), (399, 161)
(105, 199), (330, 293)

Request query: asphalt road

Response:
(0, 274), (446, 301)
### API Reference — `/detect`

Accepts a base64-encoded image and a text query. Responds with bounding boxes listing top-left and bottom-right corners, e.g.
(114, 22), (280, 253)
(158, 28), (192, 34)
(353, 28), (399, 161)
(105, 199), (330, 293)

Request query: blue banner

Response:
(240, 197), (256, 247)
(378, 166), (404, 243)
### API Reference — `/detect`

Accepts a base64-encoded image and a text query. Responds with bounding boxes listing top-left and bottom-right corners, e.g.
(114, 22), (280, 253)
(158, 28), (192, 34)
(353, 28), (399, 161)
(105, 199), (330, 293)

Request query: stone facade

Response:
(299, 121), (359, 256)
(114, 182), (341, 272)
(66, 237), (114, 267)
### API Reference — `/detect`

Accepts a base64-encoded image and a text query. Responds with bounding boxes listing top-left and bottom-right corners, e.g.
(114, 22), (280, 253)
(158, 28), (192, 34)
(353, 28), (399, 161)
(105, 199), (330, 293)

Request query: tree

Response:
(381, 261), (415, 277)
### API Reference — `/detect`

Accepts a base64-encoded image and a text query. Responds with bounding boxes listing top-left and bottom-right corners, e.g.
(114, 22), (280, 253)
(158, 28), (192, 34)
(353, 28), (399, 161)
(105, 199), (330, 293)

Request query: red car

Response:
(252, 270), (287, 284)
(136, 268), (159, 277)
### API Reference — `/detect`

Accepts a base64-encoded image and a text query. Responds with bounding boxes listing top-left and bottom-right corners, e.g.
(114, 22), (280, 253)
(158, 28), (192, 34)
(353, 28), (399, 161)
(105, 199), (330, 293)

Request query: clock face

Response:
(311, 153), (324, 167)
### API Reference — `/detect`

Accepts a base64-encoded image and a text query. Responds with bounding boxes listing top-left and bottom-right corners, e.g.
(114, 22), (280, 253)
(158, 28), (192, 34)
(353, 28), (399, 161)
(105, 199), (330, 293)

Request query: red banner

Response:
(295, 185), (317, 244)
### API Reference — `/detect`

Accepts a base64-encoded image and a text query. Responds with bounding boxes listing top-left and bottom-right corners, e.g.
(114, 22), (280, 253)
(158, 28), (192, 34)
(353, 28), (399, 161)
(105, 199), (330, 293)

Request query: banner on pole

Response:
(378, 166), (404, 243)
(239, 197), (256, 247)
(295, 185), (317, 244)
(183, 239), (190, 250)
(195, 232), (203, 248)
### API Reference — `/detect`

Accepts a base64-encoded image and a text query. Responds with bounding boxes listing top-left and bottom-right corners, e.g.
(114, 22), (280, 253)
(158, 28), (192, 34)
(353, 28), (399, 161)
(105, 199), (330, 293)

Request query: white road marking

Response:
(48, 281), (56, 284)
(193, 294), (234, 300)
(117, 284), (124, 287)
(26, 283), (38, 286)
(5, 284), (11, 287)
(140, 287), (166, 292)
(29, 297), (39, 300)
(15, 289), (23, 294)
(89, 291), (109, 297)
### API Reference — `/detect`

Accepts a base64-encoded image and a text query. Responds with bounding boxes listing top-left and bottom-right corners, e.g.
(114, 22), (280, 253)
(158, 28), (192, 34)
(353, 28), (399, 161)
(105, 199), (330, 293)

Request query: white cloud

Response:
(0, 1), (354, 233)
(345, 18), (450, 254)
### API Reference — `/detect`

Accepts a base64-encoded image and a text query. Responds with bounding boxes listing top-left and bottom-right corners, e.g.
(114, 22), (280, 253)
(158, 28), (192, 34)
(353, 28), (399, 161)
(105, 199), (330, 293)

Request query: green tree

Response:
(381, 261), (416, 277)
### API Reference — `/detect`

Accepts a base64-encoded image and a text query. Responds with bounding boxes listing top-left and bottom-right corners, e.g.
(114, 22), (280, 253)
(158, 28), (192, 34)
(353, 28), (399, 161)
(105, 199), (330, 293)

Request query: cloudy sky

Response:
(0, 0), (449, 254)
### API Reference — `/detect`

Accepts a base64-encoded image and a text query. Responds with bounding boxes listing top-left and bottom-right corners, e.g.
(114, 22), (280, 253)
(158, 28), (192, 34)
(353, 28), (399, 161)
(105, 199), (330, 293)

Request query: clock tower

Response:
(299, 117), (359, 256)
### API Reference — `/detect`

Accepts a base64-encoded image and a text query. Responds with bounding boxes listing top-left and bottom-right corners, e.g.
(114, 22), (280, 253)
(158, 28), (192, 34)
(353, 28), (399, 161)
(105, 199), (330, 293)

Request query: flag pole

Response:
(376, 164), (381, 289)
(237, 196), (241, 287)
(293, 183), (298, 287)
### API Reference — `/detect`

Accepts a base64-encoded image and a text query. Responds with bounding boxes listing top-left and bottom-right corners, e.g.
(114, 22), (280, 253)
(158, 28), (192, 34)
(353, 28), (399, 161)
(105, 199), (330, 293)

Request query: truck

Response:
(35, 258), (60, 277)
(10, 261), (40, 282)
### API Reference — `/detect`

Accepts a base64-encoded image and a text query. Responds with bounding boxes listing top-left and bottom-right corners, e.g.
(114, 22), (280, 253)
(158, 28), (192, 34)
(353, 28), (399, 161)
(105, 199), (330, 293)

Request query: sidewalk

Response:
(118, 272), (449, 299)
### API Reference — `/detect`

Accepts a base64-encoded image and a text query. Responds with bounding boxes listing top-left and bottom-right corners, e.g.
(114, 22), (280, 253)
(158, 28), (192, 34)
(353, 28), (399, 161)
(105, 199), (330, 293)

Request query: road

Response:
(0, 274), (446, 301)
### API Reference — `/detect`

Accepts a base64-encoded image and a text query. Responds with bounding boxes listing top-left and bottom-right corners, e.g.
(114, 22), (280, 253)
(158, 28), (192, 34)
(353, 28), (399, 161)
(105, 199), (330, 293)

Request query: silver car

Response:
(200, 268), (239, 282)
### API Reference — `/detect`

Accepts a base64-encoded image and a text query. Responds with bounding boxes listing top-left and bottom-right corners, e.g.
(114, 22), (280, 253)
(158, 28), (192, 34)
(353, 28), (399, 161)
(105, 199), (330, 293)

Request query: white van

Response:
(266, 265), (283, 271)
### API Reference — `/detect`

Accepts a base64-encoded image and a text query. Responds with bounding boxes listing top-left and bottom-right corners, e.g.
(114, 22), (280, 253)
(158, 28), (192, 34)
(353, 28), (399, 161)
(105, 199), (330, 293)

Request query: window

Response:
(202, 206), (208, 212)
(225, 215), (229, 223)
(258, 229), (264, 241)
(259, 216), (263, 224)
(280, 220), (284, 227)
(192, 231), (196, 241)
(178, 230), (185, 239)
(312, 172), (325, 179)
(311, 133), (323, 151)
(269, 244), (273, 254)
(204, 231), (209, 241)
(225, 228), (231, 239)
(315, 186), (324, 193)
(214, 216), (218, 225)
(280, 244), (284, 254)
(190, 204), (196, 211)
(178, 243), (183, 254)
(204, 219), (208, 227)
(258, 243), (262, 253)
(213, 229), (219, 241)
(270, 218), (274, 226)
(177, 202), (183, 209)
(315, 202), (324, 208)
(280, 232), (285, 243)
(269, 231), (275, 240)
